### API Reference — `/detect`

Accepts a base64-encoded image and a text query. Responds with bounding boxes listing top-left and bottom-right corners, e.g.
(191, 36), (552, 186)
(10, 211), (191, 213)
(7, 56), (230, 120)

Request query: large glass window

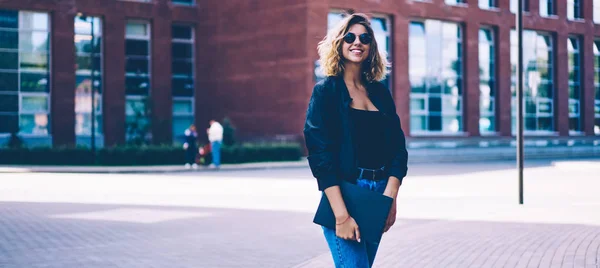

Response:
(409, 20), (463, 134)
(74, 15), (102, 141)
(0, 9), (50, 135)
(568, 0), (582, 20)
(568, 36), (581, 133)
(540, 0), (555, 17)
(479, 0), (497, 9)
(172, 24), (195, 139)
(594, 40), (600, 135)
(595, 0), (600, 23)
(510, 30), (554, 133)
(511, 0), (530, 13)
(125, 21), (151, 142)
(325, 12), (392, 90)
(480, 28), (496, 133)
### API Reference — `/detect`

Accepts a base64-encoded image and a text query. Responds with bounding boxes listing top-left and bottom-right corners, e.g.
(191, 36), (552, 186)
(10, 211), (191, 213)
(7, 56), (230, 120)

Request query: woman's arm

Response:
(324, 186), (361, 242)
(304, 81), (360, 241)
(303, 81), (340, 191)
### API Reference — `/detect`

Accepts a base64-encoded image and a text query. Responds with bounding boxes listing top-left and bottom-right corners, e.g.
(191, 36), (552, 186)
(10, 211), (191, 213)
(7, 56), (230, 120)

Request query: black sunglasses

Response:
(343, 32), (372, 45)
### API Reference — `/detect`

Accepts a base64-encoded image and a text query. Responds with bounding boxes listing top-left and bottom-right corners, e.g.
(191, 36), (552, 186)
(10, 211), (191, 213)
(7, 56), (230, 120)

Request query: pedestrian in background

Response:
(303, 13), (408, 268)
(207, 120), (224, 169)
(183, 124), (198, 169)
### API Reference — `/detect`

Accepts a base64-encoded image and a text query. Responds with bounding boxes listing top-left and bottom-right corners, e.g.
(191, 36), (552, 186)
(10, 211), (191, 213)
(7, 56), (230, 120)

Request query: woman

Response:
(303, 13), (408, 267)
(183, 124), (198, 169)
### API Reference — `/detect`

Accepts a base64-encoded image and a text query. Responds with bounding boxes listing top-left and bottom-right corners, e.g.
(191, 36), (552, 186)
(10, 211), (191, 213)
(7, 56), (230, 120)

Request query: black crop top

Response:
(349, 108), (388, 169)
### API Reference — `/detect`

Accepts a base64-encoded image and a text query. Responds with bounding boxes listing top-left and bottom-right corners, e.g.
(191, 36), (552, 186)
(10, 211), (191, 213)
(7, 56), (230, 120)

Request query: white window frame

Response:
(595, 0), (600, 23)
(568, 0), (583, 21)
(479, 0), (498, 10)
(0, 10), (51, 136)
(510, 30), (556, 134)
(540, 0), (557, 17)
(568, 36), (582, 134)
(511, 0), (530, 14)
(445, 0), (468, 7)
(479, 27), (496, 134)
(409, 19), (464, 135)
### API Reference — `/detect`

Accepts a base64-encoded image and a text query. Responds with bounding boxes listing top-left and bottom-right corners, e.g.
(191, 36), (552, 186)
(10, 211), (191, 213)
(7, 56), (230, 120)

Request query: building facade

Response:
(0, 0), (599, 148)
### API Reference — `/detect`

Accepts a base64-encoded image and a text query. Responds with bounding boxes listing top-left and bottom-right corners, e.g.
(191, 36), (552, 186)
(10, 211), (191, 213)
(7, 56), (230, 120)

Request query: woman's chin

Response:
(345, 57), (365, 65)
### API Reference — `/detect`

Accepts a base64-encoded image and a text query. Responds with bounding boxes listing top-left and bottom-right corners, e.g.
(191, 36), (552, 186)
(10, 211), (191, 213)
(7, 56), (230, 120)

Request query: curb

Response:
(0, 160), (310, 174)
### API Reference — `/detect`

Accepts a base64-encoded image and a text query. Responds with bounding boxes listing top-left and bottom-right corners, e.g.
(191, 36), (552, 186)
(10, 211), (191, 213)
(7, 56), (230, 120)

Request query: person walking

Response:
(303, 13), (408, 268)
(207, 120), (224, 169)
(183, 124), (198, 169)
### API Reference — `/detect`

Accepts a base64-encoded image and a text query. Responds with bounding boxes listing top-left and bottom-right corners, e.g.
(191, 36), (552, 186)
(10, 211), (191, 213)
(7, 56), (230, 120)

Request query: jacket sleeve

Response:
(303, 82), (340, 191)
(383, 87), (408, 183)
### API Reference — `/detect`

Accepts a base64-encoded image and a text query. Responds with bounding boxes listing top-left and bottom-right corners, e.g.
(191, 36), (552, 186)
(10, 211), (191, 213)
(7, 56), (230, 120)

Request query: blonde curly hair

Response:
(317, 13), (389, 82)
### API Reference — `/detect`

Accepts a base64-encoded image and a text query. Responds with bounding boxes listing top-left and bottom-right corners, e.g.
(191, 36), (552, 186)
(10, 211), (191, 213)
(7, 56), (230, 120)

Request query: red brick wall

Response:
(193, 0), (311, 141)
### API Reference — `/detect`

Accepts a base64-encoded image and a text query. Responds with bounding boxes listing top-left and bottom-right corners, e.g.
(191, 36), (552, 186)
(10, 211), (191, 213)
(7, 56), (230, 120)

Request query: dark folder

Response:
(313, 181), (393, 243)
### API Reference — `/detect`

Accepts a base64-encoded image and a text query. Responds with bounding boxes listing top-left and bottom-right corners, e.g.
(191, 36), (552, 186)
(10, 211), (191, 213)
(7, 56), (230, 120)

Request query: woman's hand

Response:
(383, 197), (396, 232)
(383, 176), (401, 233)
(336, 215), (361, 242)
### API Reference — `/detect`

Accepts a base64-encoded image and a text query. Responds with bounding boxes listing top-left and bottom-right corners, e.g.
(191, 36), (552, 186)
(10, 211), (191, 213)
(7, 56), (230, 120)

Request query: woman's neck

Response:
(343, 62), (363, 89)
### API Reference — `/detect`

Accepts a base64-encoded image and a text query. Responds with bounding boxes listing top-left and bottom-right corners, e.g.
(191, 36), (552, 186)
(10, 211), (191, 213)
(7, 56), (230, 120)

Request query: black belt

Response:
(357, 166), (386, 181)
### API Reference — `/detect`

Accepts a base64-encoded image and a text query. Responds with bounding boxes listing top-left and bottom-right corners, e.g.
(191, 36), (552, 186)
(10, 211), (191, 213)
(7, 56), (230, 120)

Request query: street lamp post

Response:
(516, 0), (525, 205)
(90, 17), (96, 163)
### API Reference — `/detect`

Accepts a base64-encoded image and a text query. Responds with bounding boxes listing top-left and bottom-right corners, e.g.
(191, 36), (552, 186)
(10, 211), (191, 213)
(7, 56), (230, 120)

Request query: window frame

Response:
(0, 10), (51, 136)
(479, 26), (497, 134)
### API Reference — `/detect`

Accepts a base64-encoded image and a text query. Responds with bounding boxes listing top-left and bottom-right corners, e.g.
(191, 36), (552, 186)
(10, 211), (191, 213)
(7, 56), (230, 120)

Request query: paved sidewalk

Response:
(0, 160), (599, 267)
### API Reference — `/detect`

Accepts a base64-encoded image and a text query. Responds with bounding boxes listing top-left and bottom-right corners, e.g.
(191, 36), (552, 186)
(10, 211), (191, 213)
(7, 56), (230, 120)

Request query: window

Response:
(172, 24), (195, 139)
(595, 0), (600, 23)
(568, 0), (582, 20)
(446, 0), (466, 5)
(74, 15), (102, 141)
(540, 0), (555, 17)
(594, 40), (600, 134)
(568, 36), (581, 133)
(172, 0), (194, 5)
(479, 0), (497, 9)
(325, 12), (393, 90)
(511, 0), (530, 13)
(0, 9), (50, 135)
(479, 28), (496, 133)
(510, 30), (554, 133)
(125, 21), (151, 142)
(409, 20), (463, 134)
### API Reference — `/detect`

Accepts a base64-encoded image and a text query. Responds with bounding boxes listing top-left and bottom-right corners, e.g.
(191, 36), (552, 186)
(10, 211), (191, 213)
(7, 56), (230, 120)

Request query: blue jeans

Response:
(211, 141), (222, 167)
(322, 177), (389, 268)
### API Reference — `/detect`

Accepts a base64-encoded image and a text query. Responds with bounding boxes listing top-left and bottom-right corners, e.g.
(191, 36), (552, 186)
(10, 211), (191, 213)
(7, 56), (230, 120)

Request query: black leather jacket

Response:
(303, 76), (408, 191)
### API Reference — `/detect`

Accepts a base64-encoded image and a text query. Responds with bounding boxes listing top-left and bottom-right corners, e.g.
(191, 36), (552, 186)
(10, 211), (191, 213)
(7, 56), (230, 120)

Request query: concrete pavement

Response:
(0, 159), (599, 267)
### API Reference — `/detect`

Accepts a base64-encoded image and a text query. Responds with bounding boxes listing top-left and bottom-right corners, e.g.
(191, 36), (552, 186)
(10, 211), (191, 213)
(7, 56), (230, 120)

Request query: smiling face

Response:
(341, 24), (371, 65)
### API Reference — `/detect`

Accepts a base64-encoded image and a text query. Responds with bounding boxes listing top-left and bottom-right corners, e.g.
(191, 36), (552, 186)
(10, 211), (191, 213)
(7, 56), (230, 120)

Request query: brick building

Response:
(0, 0), (599, 148)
